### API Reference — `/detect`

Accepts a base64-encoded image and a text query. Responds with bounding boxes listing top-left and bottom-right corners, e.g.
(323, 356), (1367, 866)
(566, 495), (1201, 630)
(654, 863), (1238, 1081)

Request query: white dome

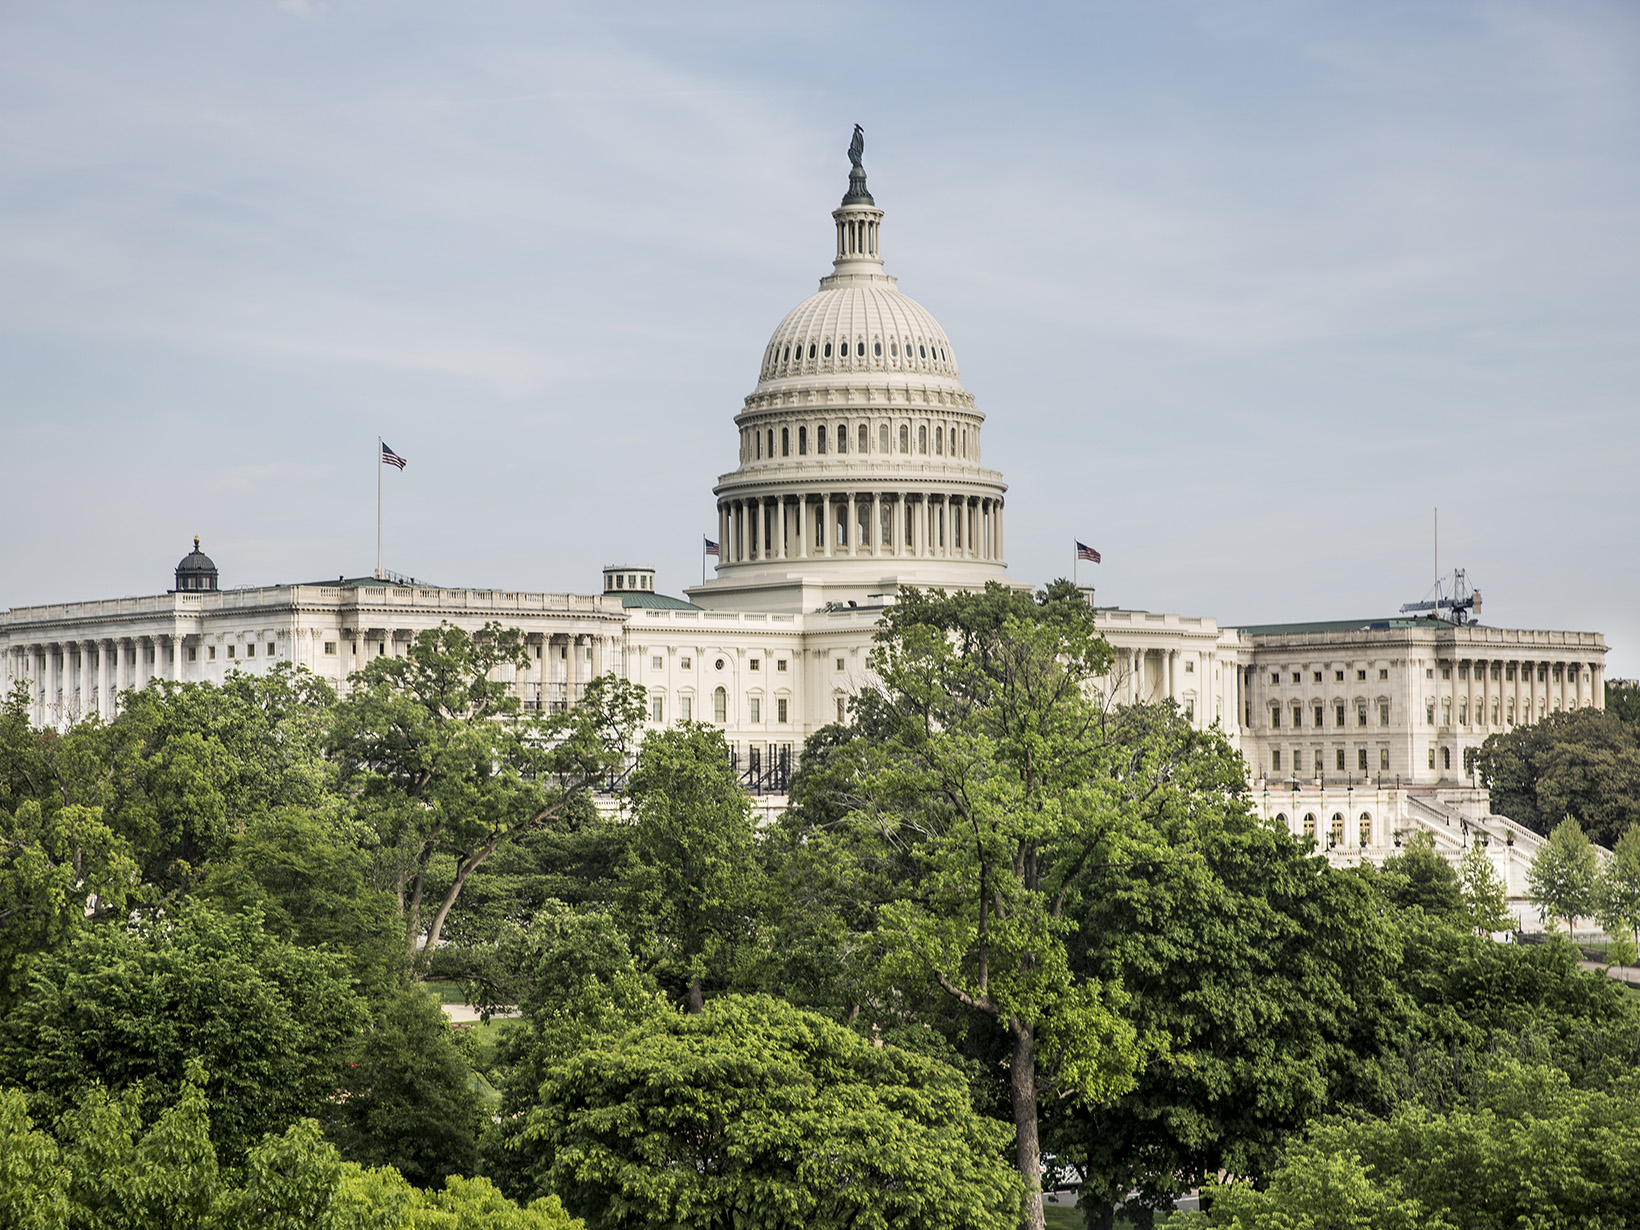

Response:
(756, 283), (959, 386)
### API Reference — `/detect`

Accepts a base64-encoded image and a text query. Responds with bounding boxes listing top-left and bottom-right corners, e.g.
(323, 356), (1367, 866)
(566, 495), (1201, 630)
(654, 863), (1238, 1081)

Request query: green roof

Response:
(1237, 616), (1469, 636)
(616, 592), (702, 610)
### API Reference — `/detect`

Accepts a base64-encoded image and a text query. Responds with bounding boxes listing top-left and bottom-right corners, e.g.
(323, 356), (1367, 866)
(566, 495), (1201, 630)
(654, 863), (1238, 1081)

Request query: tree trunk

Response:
(688, 973), (704, 1015)
(1011, 1017), (1045, 1230)
(1085, 1201), (1114, 1230)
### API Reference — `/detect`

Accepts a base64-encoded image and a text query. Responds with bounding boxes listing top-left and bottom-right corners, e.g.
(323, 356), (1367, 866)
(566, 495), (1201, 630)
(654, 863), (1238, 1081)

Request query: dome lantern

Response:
(829, 124), (886, 284)
(173, 536), (219, 593)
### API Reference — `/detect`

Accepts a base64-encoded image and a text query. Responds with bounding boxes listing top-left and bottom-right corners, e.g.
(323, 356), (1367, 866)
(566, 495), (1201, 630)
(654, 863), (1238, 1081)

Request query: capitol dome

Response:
(687, 129), (1011, 614)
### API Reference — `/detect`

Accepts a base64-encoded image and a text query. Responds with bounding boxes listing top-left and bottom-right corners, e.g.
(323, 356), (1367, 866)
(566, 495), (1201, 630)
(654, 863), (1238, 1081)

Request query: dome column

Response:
(847, 494), (858, 557)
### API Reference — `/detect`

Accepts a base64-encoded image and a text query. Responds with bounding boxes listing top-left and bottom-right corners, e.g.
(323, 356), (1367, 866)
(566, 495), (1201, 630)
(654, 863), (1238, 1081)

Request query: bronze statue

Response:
(848, 123), (865, 169)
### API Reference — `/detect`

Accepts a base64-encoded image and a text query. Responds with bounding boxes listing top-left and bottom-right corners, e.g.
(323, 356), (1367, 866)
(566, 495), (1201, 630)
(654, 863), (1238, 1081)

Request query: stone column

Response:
(798, 497), (809, 559)
(822, 494), (833, 557)
(846, 493), (857, 557)
(995, 501), (1005, 563)
(76, 643), (90, 722)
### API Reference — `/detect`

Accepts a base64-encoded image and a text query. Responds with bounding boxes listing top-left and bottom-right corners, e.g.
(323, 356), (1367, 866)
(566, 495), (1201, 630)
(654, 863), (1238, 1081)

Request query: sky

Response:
(2, 1), (1637, 675)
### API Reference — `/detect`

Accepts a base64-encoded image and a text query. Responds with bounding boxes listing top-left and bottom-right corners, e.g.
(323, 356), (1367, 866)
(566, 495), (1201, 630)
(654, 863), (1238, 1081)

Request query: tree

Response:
(328, 987), (485, 1187)
(1596, 824), (1640, 945)
(1457, 841), (1515, 935)
(326, 623), (645, 960)
(1606, 680), (1640, 731)
(846, 581), (1151, 1230)
(1476, 708), (1640, 846)
(1376, 831), (1466, 926)
(1047, 706), (1399, 1225)
(1527, 817), (1601, 933)
(0, 903), (367, 1159)
(520, 993), (1020, 1230)
(618, 723), (763, 1013)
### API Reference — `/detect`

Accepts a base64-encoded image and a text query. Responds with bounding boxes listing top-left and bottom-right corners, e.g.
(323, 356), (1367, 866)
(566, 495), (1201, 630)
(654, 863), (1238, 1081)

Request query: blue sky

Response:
(3, 1), (1637, 674)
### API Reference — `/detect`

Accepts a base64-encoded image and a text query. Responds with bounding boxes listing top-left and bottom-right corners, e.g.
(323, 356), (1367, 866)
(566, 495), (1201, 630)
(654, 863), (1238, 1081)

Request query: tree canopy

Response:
(1476, 707), (1640, 846)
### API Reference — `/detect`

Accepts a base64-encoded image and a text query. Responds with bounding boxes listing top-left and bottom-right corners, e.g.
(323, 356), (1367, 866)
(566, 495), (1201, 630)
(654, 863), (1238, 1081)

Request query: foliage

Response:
(845, 580), (1156, 1230)
(1605, 681), (1640, 730)
(328, 986), (485, 1187)
(1596, 824), (1640, 944)
(1456, 841), (1515, 935)
(618, 722), (763, 1012)
(326, 623), (645, 958)
(1527, 816), (1601, 933)
(1179, 1061), (1640, 1229)
(0, 902), (367, 1159)
(1375, 830), (1466, 926)
(1048, 707), (1399, 1216)
(1476, 707), (1640, 846)
(520, 993), (1020, 1230)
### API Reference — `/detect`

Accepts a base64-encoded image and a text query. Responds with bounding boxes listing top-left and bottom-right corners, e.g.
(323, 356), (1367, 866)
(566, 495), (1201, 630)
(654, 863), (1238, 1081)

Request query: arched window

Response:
(1330, 813), (1345, 846)
(858, 423), (867, 452)
(836, 423), (847, 453)
(798, 426), (808, 455)
(824, 341), (832, 358)
(808, 342), (816, 359)
(899, 424), (909, 452)
(817, 426), (827, 454)
(782, 345), (790, 362)
(891, 341), (898, 356)
(935, 426), (943, 454)
(781, 427), (789, 456)
(880, 423), (889, 452)
(1275, 812), (1289, 829)
(874, 341), (881, 356)
(1442, 746), (1452, 770)
(1303, 813), (1317, 839)
(767, 429), (774, 458)
(918, 425), (928, 453)
(1359, 812), (1372, 846)
(713, 687), (727, 723)
(919, 344), (926, 358)
(856, 341), (864, 357)
(755, 432), (761, 460)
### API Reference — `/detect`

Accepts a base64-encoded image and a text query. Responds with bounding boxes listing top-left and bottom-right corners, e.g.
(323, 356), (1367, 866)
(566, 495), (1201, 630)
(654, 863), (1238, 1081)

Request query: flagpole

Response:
(376, 436), (382, 581)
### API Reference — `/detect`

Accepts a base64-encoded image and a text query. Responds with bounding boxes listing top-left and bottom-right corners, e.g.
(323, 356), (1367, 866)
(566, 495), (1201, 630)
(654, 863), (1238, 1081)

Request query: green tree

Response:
(1457, 841), (1516, 935)
(0, 903), (366, 1158)
(618, 723), (763, 1012)
(1595, 824), (1640, 945)
(1605, 681), (1640, 730)
(1527, 816), (1601, 933)
(1476, 707), (1640, 846)
(846, 581), (1151, 1230)
(1376, 831), (1466, 926)
(520, 993), (1020, 1230)
(328, 986), (485, 1187)
(326, 623), (645, 960)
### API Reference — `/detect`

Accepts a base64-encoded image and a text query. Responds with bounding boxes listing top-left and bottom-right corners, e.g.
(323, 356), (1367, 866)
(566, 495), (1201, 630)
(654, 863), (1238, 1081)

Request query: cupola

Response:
(603, 565), (656, 595)
(173, 536), (219, 592)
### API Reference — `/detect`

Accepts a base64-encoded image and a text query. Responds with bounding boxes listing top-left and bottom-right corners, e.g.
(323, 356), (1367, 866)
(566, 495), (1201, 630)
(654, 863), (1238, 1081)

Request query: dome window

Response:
(782, 345), (790, 362)
(890, 341), (898, 357)
(919, 344), (926, 358)
(836, 423), (846, 454)
(808, 343), (816, 359)
(856, 341), (864, 357)
(874, 341), (881, 357)
(823, 341), (832, 358)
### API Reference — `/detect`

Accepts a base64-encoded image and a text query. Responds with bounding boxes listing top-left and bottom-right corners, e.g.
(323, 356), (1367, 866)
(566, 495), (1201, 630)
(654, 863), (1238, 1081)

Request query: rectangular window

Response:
(1271, 706), (1281, 728)
(1292, 705), (1302, 727)
(1379, 668), (1389, 680)
(1356, 669), (1367, 681)
(836, 697), (846, 723)
(681, 656), (692, 670)
(680, 696), (692, 721)
(1426, 699), (1435, 725)
(1458, 663), (1469, 680)
(1380, 747), (1390, 771)
(1357, 703), (1367, 727)
(1314, 704), (1324, 727)
(756, 432), (762, 459)
(776, 659), (787, 671)
(189, 647), (197, 662)
(651, 696), (664, 723)
(1335, 670), (1344, 682)
(227, 645), (235, 659)
(1270, 672), (1279, 684)
(1183, 700), (1194, 720)
(1429, 746), (1436, 769)
(836, 657), (845, 672)
(1336, 748), (1346, 771)
(208, 646), (216, 660)
(1426, 667), (1434, 679)
(651, 656), (664, 670)
(1442, 665), (1452, 679)
(1272, 749), (1282, 772)
(267, 643), (275, 657)
(749, 697), (761, 723)
(782, 428), (790, 456)
(777, 698), (788, 723)
(245, 643), (255, 657)
(1291, 672), (1301, 683)
(1184, 660), (1194, 673)
(1313, 671), (1322, 682)
(1314, 748), (1324, 773)
(1335, 703), (1345, 727)
(1358, 747), (1368, 771)
(1459, 701), (1469, 725)
(750, 659), (760, 671)
(1379, 702), (1390, 725)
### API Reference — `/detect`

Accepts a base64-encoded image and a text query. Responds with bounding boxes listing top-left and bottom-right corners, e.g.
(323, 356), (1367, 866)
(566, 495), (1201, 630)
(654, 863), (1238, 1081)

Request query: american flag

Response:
(1076, 540), (1101, 563)
(703, 537), (720, 557)
(381, 442), (407, 470)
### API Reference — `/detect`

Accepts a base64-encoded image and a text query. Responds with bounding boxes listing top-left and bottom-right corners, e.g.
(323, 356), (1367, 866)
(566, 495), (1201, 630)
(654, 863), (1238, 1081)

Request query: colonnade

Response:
(4, 635), (181, 728)
(716, 492), (1004, 565)
(1441, 656), (1603, 730)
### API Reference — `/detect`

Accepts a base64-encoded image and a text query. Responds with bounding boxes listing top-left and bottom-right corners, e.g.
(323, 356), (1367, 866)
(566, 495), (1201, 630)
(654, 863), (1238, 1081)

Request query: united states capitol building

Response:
(0, 140), (1609, 923)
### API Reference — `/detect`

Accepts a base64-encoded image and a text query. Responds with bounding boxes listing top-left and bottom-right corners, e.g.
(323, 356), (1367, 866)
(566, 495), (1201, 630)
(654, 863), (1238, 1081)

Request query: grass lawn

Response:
(1044, 1204), (1173, 1228)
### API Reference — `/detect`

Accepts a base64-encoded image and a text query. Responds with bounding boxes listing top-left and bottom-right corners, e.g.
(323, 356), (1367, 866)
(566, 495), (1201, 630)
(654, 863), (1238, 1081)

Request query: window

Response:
(651, 656), (664, 671)
(245, 643), (255, 658)
(1331, 814), (1345, 846)
(1313, 671), (1322, 682)
(1359, 812), (1372, 845)
(1291, 672), (1301, 683)
(1336, 748), (1345, 771)
(874, 340), (881, 356)
(799, 427), (807, 454)
(227, 645), (236, 659)
(880, 424), (890, 452)
(918, 425), (928, 453)
(1429, 746), (1436, 769)
(1379, 747), (1390, 771)
(1356, 669), (1367, 681)
(817, 425), (827, 454)
(823, 341), (832, 358)
(651, 696), (664, 723)
(1491, 664), (1501, 681)
(681, 696), (692, 721)
(1426, 668), (1434, 679)
(1272, 749), (1282, 771)
(859, 423), (868, 452)
(836, 423), (847, 453)
(777, 698), (788, 723)
(266, 643), (275, 657)
(681, 656), (692, 670)
(750, 658), (760, 671)
(782, 428), (790, 456)
(1314, 703), (1324, 727)
(1271, 672), (1280, 684)
(1443, 747), (1452, 770)
(208, 646), (216, 660)
(899, 424), (909, 452)
(1185, 660), (1194, 673)
(715, 658), (725, 670)
(776, 659), (787, 671)
(1459, 701), (1469, 725)
(1292, 705), (1303, 728)
(749, 697), (761, 723)
(1184, 699), (1194, 721)
(1379, 702), (1389, 725)
(935, 426), (943, 454)
(1458, 663), (1469, 680)
(755, 433), (762, 459)
(836, 697), (846, 722)
(856, 341), (864, 357)
(1358, 747), (1368, 771)
(1335, 670), (1344, 682)
(189, 648), (198, 662)
(1442, 666), (1452, 680)
(1426, 699), (1435, 725)
(1303, 813), (1317, 839)
(1442, 697), (1451, 725)
(713, 687), (727, 723)
(1335, 702), (1345, 727)
(836, 657), (845, 672)
(1314, 748), (1324, 773)
(1271, 706), (1281, 729)
(1357, 702), (1367, 728)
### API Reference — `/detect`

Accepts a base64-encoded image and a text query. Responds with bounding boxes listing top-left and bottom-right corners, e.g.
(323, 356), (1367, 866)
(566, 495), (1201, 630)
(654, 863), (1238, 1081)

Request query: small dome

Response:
(174, 536), (219, 592)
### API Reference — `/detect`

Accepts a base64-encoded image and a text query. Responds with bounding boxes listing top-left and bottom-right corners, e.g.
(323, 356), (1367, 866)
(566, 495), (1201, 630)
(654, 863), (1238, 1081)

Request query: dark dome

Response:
(174, 536), (219, 592)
